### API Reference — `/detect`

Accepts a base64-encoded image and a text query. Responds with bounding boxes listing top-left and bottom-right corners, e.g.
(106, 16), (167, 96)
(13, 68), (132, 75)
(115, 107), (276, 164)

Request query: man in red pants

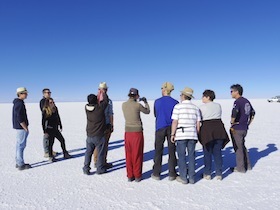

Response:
(122, 88), (150, 182)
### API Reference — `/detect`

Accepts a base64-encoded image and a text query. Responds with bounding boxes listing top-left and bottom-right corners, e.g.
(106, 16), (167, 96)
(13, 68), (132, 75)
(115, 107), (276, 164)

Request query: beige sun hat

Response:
(161, 82), (174, 93)
(180, 87), (194, 98)
(16, 87), (28, 94)
(99, 82), (108, 89)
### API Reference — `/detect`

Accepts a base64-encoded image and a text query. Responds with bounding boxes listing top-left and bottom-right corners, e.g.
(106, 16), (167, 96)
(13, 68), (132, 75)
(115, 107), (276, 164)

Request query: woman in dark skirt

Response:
(199, 90), (229, 180)
(42, 98), (71, 162)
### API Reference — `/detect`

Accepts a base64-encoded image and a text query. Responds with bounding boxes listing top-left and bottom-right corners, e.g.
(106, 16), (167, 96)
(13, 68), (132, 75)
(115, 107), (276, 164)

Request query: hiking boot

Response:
(135, 177), (142, 182)
(203, 174), (211, 180)
(216, 175), (222, 180)
(63, 152), (72, 159)
(176, 176), (188, 184)
(151, 174), (160, 181)
(18, 164), (32, 171)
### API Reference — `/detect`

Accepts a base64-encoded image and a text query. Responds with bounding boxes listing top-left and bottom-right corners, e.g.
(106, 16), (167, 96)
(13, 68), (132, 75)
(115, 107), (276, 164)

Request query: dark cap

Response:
(87, 94), (97, 104)
(128, 88), (139, 96)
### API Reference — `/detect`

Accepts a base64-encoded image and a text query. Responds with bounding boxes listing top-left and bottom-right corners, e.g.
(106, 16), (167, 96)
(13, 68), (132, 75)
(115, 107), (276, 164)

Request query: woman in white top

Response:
(199, 90), (229, 180)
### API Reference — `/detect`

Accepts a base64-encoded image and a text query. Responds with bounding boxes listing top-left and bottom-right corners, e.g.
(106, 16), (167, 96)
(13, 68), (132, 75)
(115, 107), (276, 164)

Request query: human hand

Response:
(139, 97), (147, 103)
(171, 135), (176, 143)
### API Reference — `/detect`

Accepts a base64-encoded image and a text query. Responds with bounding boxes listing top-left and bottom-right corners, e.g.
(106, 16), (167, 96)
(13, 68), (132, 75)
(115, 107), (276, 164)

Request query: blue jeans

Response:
(203, 139), (224, 176)
(16, 129), (29, 167)
(83, 136), (106, 173)
(176, 139), (197, 182)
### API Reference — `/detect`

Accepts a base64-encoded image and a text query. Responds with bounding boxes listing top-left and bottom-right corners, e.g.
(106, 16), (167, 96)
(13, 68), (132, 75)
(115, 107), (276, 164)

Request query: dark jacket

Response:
(12, 98), (29, 129)
(42, 108), (62, 133)
(199, 119), (230, 148)
(39, 97), (46, 111)
(86, 93), (108, 137)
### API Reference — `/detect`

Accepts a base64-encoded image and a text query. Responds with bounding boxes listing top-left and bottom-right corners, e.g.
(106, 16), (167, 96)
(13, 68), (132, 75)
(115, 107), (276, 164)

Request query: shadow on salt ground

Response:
(108, 139), (124, 151)
(31, 148), (86, 168)
(30, 139), (125, 169)
(249, 143), (278, 168)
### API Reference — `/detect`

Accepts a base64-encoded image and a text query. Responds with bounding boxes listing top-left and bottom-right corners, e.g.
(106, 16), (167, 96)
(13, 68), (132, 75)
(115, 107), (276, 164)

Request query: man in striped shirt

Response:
(171, 87), (201, 184)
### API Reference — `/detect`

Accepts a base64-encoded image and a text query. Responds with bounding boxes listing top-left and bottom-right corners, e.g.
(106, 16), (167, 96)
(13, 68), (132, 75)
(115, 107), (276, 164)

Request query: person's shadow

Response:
(220, 144), (278, 179)
(249, 143), (278, 168)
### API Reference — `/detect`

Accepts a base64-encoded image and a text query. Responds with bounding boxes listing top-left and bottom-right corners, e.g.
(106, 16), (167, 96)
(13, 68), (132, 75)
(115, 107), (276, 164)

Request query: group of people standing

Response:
(12, 82), (255, 185)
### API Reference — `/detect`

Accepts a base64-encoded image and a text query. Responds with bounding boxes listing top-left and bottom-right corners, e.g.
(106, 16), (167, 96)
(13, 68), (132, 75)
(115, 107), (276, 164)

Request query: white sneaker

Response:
(216, 175), (222, 181)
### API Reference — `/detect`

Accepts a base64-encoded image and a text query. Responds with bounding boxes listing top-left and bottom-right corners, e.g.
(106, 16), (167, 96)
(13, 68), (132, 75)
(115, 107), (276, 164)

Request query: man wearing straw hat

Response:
(171, 87), (201, 184)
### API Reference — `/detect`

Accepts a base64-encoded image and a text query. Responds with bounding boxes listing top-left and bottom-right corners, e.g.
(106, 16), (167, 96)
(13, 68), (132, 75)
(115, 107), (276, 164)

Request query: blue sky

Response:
(0, 0), (279, 102)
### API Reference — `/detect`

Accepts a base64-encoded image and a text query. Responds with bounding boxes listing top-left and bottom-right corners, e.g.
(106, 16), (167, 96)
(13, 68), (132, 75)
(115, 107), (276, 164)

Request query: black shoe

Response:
(105, 162), (113, 169)
(63, 152), (72, 159)
(18, 164), (32, 171)
(83, 170), (90, 175)
(128, 177), (135, 182)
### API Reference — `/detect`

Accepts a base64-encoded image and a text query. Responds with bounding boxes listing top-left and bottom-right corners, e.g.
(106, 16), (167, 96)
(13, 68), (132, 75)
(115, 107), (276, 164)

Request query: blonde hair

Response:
(43, 106), (53, 118)
(43, 98), (55, 118)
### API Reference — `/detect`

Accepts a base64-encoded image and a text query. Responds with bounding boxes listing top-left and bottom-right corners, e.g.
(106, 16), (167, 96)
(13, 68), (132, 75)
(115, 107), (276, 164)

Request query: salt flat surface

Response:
(0, 99), (279, 210)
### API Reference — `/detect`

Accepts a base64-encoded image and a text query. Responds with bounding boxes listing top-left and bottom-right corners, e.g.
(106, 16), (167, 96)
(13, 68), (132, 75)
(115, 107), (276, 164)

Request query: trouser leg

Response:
(176, 140), (188, 182)
(95, 136), (106, 173)
(43, 134), (49, 153)
(83, 137), (95, 171)
(131, 132), (144, 179)
(233, 130), (247, 172)
(48, 134), (55, 158)
(152, 129), (165, 176)
(187, 140), (197, 182)
(212, 139), (223, 176)
(203, 142), (213, 176)
(125, 132), (133, 178)
(166, 126), (177, 177)
(16, 129), (28, 166)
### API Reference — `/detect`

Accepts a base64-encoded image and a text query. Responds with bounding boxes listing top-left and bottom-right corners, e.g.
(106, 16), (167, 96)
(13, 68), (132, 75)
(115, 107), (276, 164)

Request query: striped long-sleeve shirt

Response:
(171, 100), (201, 140)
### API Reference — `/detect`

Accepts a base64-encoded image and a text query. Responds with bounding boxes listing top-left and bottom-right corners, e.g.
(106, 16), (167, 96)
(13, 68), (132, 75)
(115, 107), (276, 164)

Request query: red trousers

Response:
(124, 132), (144, 179)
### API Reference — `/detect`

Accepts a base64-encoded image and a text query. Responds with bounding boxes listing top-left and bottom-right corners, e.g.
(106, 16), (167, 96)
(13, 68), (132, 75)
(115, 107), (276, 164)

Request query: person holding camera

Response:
(122, 88), (150, 182)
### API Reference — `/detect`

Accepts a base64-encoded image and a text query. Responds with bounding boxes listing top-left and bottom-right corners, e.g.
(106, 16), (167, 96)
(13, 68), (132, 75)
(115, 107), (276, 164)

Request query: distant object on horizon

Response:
(267, 96), (280, 103)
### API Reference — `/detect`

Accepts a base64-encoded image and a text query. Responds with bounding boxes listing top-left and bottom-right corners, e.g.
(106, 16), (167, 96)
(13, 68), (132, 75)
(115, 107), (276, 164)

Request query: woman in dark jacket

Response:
(42, 98), (71, 162)
(199, 90), (229, 180)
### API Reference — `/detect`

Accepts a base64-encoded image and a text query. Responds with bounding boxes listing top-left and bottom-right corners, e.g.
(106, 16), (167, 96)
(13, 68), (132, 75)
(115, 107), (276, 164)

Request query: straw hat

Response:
(180, 87), (194, 98)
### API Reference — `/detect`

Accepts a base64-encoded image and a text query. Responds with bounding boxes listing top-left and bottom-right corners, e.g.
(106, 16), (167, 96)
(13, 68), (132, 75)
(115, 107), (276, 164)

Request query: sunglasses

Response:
(44, 92), (51, 94)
